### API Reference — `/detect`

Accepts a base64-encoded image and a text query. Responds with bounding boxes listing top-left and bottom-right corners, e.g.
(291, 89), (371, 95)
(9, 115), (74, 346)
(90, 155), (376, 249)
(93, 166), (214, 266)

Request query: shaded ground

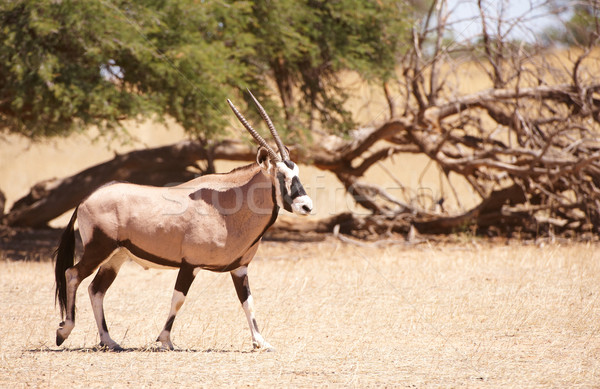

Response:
(0, 227), (63, 261)
(1, 238), (599, 387)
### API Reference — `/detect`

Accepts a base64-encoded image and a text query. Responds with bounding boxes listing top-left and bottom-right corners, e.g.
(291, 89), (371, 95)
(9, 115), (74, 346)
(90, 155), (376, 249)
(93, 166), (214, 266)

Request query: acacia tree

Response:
(0, 0), (409, 140)
(249, 0), (409, 137)
(0, 1), (257, 139)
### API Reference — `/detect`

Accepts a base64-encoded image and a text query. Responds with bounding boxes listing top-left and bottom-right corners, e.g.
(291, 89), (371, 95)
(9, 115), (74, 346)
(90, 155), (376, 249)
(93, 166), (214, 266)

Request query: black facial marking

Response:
(277, 172), (294, 212)
(290, 176), (307, 199)
(284, 160), (295, 169)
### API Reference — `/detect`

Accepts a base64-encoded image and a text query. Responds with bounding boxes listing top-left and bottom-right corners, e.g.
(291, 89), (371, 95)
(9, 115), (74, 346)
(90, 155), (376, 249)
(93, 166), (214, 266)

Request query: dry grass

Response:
(1, 240), (599, 387)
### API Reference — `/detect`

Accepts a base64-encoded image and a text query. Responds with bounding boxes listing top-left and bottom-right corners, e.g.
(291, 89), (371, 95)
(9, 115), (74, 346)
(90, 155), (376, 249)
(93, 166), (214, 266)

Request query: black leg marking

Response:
(157, 263), (197, 349)
(232, 271), (251, 304)
(164, 315), (176, 333)
(230, 267), (273, 351)
(90, 268), (118, 296)
(89, 261), (124, 348)
(174, 262), (196, 296)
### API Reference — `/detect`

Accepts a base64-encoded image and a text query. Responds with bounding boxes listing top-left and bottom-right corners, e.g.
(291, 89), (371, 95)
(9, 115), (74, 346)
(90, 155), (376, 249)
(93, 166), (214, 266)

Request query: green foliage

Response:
(544, 1), (599, 47)
(249, 0), (410, 138)
(0, 0), (253, 139)
(0, 0), (412, 141)
(563, 3), (599, 46)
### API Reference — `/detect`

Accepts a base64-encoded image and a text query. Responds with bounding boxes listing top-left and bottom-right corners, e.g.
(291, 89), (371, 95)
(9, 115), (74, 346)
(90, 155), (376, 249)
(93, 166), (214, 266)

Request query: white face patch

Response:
(274, 161), (313, 215)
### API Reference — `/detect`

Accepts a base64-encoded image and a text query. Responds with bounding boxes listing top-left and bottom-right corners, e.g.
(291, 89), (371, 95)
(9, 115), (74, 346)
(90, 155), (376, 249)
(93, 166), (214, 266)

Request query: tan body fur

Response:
(78, 163), (275, 271)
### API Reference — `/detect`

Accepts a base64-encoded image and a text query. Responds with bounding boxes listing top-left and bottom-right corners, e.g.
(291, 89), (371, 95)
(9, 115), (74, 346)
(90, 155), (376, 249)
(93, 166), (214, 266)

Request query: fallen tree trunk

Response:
(3, 140), (255, 227)
(0, 189), (5, 218)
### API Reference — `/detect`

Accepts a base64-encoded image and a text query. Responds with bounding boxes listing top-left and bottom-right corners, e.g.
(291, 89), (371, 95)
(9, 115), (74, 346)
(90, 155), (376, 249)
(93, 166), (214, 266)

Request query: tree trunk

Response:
(3, 140), (255, 227)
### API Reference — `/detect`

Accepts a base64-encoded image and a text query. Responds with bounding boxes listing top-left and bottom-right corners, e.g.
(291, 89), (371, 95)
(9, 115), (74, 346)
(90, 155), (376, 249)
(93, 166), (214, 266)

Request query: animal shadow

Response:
(27, 344), (256, 354)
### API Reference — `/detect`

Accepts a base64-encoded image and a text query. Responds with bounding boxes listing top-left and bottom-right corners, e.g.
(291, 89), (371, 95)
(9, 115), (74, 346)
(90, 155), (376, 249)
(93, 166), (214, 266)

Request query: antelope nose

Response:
(292, 195), (313, 215)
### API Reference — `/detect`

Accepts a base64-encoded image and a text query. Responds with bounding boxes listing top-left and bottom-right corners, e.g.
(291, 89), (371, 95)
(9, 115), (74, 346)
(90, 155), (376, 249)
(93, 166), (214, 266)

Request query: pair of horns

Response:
(227, 90), (289, 161)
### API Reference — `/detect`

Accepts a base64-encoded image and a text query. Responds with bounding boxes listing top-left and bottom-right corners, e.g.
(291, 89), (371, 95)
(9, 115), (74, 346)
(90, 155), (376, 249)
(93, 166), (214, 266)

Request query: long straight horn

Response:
(247, 90), (289, 161)
(227, 99), (280, 161)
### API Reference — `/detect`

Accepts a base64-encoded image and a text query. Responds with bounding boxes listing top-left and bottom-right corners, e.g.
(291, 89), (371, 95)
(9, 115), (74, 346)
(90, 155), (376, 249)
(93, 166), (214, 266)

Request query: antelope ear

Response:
(256, 147), (272, 170)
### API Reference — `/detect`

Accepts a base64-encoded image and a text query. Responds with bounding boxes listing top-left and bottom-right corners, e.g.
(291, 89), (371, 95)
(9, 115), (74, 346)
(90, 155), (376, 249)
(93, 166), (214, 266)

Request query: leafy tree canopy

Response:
(0, 0), (411, 141)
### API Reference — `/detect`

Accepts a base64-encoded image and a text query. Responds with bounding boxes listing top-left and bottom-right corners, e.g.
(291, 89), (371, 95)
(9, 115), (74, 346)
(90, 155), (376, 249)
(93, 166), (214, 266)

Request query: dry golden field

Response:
(1, 240), (599, 387)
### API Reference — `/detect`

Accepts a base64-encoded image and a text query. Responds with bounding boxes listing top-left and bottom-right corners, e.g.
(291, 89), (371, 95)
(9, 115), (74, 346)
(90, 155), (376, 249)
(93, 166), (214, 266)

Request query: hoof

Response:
(252, 342), (275, 352)
(156, 342), (174, 351)
(56, 321), (74, 347)
(56, 331), (65, 346)
(99, 342), (124, 352)
(156, 336), (174, 351)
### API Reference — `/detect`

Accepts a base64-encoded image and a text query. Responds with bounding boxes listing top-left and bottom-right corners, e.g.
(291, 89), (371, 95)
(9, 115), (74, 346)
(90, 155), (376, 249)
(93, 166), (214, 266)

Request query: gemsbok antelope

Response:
(54, 92), (313, 351)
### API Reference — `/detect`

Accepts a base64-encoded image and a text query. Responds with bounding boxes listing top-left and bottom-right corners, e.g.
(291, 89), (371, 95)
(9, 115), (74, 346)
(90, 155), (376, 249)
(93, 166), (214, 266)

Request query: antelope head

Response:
(227, 92), (313, 215)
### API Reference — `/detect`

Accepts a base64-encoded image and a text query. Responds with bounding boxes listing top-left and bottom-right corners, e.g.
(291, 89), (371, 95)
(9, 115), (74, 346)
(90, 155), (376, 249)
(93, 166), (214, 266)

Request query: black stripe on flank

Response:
(203, 257), (244, 273)
(119, 239), (181, 268)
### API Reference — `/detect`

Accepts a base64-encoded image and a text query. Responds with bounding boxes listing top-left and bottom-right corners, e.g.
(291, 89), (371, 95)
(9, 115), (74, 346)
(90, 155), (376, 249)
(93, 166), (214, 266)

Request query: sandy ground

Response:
(1, 240), (598, 387)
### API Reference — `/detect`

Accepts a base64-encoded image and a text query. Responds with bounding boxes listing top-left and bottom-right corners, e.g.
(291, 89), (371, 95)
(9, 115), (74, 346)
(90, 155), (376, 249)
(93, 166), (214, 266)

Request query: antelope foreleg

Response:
(157, 263), (198, 350)
(231, 266), (273, 351)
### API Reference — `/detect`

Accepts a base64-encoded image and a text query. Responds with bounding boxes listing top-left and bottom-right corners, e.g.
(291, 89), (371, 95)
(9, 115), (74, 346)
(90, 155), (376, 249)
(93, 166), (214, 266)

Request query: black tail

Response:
(54, 207), (78, 320)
